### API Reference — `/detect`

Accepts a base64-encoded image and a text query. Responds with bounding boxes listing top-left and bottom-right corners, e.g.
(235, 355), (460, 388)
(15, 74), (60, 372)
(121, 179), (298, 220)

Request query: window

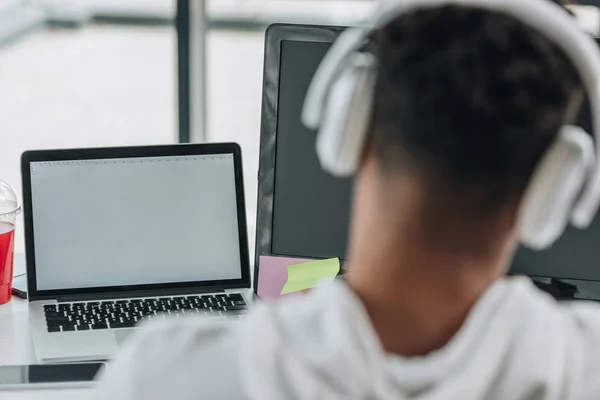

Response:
(0, 0), (177, 253)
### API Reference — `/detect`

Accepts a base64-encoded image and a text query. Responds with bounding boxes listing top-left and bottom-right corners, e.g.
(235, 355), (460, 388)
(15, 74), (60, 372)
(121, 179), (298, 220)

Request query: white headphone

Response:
(302, 0), (600, 250)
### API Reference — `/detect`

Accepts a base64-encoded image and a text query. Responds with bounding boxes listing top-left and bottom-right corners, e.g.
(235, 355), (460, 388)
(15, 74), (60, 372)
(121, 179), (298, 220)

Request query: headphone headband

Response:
(302, 0), (600, 228)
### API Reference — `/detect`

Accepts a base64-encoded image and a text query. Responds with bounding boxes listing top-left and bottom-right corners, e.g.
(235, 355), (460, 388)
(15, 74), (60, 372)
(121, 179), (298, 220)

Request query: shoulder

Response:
(508, 277), (600, 349)
(522, 288), (600, 398)
(93, 288), (337, 400)
(464, 278), (600, 398)
(562, 300), (600, 331)
(94, 317), (246, 400)
(559, 300), (600, 397)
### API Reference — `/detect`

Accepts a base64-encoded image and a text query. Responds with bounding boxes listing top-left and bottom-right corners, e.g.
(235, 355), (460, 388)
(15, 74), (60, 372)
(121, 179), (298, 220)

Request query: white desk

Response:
(0, 256), (90, 399)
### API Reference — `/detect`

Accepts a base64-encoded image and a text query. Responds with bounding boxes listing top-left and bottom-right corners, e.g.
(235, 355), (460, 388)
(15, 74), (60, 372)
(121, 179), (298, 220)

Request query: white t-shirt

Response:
(94, 277), (600, 399)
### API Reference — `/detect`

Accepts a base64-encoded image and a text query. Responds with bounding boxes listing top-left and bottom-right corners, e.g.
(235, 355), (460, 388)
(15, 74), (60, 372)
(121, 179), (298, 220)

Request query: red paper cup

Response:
(0, 222), (14, 304)
(0, 181), (20, 305)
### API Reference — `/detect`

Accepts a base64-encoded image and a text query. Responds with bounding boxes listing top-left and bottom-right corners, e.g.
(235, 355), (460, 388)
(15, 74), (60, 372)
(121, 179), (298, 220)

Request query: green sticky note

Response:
(281, 258), (340, 295)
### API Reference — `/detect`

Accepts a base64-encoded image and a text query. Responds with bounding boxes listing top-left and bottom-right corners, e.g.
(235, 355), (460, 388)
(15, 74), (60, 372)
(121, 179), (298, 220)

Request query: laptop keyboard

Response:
(43, 293), (248, 333)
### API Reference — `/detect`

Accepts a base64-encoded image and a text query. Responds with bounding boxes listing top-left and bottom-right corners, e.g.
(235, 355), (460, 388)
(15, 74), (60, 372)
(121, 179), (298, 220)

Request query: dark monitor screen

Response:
(269, 35), (600, 282)
(272, 40), (352, 260)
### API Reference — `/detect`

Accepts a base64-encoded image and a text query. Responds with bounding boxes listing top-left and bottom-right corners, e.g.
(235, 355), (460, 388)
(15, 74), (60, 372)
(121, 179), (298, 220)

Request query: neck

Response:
(345, 160), (514, 356)
(346, 245), (508, 356)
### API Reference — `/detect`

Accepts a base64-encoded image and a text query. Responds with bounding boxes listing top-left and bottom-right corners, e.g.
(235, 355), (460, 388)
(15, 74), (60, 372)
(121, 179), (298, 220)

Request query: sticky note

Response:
(281, 258), (340, 295)
(257, 256), (314, 300)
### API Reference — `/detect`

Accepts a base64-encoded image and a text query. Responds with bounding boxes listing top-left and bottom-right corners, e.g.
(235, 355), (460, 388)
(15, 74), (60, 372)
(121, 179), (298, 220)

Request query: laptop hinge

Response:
(55, 287), (226, 303)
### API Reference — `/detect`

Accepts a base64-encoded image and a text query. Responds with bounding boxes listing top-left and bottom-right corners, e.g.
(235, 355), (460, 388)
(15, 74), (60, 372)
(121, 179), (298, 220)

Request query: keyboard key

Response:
(44, 305), (57, 312)
(224, 305), (247, 312)
(46, 317), (70, 325)
(110, 321), (136, 329)
(62, 325), (76, 331)
(228, 293), (244, 301)
(47, 326), (61, 332)
(91, 323), (109, 330)
(77, 325), (90, 331)
(45, 310), (64, 317)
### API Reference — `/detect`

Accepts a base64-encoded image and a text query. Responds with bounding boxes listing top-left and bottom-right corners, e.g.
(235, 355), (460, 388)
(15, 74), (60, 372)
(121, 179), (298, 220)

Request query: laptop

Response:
(21, 143), (252, 362)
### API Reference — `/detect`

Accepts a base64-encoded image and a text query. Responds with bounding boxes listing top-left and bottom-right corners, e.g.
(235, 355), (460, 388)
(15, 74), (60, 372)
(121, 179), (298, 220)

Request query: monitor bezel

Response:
(22, 143), (252, 301)
(254, 24), (345, 293)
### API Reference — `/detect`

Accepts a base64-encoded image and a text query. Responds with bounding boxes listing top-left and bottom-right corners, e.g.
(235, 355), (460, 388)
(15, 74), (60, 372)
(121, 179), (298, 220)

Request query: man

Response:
(95, 1), (600, 398)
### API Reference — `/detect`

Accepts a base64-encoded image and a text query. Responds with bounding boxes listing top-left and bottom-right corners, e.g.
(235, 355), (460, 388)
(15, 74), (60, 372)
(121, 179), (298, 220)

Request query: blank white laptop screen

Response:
(29, 154), (242, 291)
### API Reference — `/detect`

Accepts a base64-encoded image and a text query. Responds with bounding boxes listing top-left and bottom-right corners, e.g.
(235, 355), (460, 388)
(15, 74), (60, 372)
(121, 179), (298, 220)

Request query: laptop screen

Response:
(29, 153), (242, 291)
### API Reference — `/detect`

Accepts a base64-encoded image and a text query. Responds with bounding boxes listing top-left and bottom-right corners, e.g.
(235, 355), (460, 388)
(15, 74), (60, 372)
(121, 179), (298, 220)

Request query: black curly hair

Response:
(370, 2), (583, 217)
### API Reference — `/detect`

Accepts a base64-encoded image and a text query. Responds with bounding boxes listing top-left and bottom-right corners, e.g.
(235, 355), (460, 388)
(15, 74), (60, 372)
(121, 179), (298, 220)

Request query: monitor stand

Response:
(531, 277), (600, 302)
(532, 278), (578, 300)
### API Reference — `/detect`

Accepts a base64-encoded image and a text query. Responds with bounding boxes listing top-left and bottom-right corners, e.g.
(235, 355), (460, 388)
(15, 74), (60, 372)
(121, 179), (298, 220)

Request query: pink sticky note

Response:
(257, 256), (314, 300)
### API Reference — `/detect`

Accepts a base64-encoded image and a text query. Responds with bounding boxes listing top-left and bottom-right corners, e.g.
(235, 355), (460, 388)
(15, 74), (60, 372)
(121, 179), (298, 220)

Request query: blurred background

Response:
(1, 0), (599, 257)
(0, 0), (375, 257)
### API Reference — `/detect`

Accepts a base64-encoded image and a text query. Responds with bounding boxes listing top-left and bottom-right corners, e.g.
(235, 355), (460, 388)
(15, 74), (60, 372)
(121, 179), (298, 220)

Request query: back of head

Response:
(369, 2), (583, 229)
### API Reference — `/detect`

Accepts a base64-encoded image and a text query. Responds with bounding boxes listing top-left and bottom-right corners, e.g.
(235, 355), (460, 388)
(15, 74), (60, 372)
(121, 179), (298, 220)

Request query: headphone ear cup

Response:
(316, 54), (376, 177)
(519, 126), (594, 250)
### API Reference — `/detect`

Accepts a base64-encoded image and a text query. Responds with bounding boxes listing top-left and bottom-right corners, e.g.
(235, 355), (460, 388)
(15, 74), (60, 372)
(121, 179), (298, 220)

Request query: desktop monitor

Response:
(254, 24), (600, 291)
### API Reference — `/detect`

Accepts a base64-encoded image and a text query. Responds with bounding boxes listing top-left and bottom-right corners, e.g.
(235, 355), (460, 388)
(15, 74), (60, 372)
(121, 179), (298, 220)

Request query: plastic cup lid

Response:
(0, 180), (20, 217)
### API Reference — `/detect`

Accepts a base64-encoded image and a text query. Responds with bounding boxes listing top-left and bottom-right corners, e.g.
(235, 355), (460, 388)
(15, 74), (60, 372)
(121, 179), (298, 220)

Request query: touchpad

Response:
(115, 329), (136, 347)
